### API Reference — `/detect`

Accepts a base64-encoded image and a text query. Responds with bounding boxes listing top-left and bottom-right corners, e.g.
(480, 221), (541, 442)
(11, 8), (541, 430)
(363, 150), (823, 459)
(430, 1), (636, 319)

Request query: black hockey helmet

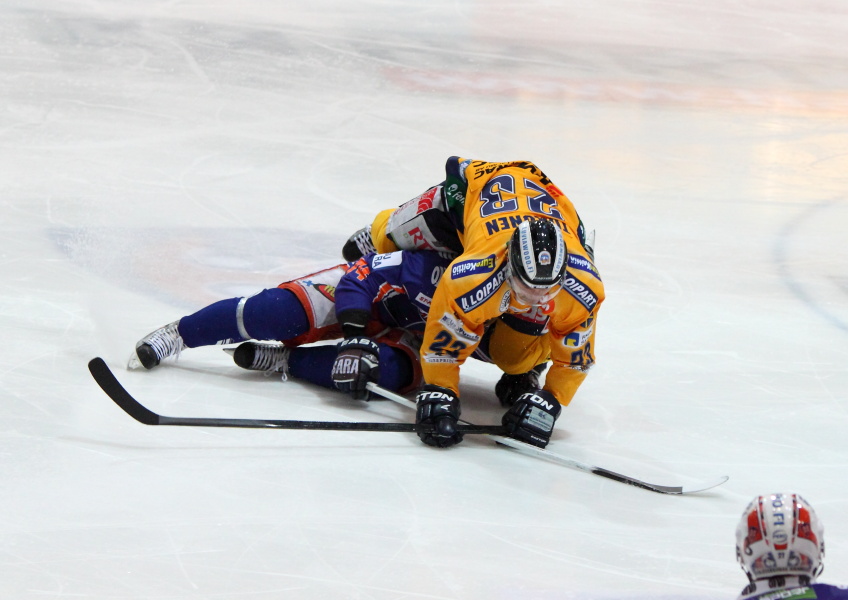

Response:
(507, 219), (567, 306)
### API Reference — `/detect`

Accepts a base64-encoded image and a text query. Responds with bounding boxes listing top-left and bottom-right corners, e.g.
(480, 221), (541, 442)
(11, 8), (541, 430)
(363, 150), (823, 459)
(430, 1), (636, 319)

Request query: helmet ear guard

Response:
(735, 493), (825, 583)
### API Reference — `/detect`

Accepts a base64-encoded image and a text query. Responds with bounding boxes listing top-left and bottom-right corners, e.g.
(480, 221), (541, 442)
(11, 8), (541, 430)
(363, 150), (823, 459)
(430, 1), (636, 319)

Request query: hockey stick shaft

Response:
(365, 383), (728, 495)
(88, 357), (505, 434)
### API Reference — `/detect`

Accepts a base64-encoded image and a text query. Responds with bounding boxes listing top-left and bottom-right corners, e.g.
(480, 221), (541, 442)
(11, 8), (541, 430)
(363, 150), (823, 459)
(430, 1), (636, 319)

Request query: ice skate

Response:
(227, 341), (291, 379)
(495, 363), (548, 407)
(127, 321), (186, 370)
(342, 225), (376, 262)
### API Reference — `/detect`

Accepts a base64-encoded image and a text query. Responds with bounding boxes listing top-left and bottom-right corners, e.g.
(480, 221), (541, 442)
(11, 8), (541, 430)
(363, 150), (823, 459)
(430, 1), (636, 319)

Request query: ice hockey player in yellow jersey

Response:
(343, 157), (604, 449)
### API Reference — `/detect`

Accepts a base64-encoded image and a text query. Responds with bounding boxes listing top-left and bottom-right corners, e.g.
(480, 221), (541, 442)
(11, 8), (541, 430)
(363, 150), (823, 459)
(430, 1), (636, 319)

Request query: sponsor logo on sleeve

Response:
(562, 272), (599, 311)
(439, 312), (480, 344)
(450, 254), (496, 279)
(423, 353), (459, 364)
(371, 252), (403, 269)
(563, 327), (592, 348)
(567, 254), (601, 280)
(456, 265), (508, 313)
(415, 292), (432, 307)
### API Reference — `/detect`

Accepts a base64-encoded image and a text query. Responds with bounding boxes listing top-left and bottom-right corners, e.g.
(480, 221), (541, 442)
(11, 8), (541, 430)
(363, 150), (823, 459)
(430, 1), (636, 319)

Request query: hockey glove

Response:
(331, 337), (380, 400)
(415, 385), (463, 448)
(495, 363), (548, 407)
(502, 389), (562, 448)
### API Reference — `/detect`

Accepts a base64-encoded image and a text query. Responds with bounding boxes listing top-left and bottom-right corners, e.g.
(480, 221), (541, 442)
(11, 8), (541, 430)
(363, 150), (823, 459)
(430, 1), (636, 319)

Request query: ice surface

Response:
(2, 1), (847, 598)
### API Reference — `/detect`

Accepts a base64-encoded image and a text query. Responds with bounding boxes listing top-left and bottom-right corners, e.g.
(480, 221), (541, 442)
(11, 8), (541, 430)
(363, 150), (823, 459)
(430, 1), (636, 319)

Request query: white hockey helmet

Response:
(736, 493), (825, 582)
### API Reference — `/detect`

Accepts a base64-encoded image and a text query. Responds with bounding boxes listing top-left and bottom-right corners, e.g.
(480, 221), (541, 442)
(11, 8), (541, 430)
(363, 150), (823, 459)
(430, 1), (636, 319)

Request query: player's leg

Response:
(128, 288), (310, 370)
(341, 185), (462, 260)
(129, 265), (347, 370)
(230, 338), (416, 394)
(342, 209), (397, 261)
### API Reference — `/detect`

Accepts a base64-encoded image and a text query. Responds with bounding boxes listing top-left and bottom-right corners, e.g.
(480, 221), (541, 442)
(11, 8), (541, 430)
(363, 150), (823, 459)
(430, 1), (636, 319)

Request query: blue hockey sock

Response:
(178, 289), (309, 348)
(288, 345), (337, 388)
(178, 297), (242, 348)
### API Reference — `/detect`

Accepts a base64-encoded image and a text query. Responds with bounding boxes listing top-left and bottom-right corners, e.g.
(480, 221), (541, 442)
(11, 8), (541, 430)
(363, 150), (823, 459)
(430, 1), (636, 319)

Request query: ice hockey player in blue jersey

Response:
(127, 250), (457, 398)
(736, 493), (848, 599)
(128, 249), (533, 403)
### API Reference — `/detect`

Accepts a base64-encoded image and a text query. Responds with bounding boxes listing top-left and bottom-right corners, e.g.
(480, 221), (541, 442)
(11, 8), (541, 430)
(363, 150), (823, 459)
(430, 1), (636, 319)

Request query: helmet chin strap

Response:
(507, 294), (532, 313)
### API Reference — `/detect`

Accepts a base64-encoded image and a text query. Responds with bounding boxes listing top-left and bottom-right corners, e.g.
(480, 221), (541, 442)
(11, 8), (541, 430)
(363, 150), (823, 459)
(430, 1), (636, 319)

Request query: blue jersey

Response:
(335, 251), (452, 334)
(740, 583), (848, 600)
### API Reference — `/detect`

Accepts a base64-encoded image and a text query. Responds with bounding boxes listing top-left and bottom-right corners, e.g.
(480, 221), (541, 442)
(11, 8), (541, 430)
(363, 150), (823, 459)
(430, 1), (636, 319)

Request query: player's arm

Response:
(343, 156), (473, 261)
(334, 256), (384, 337)
(332, 251), (453, 399)
(544, 311), (599, 406)
(331, 254), (393, 399)
(496, 309), (599, 449)
(419, 275), (489, 396)
(414, 275), (492, 448)
(335, 250), (452, 332)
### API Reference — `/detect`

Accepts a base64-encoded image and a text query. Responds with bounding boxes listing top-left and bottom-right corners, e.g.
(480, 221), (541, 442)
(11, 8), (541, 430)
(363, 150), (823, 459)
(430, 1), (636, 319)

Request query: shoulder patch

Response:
(371, 252), (403, 269)
(451, 254), (496, 279)
(567, 254), (601, 280)
(562, 271), (599, 311)
(456, 265), (508, 313)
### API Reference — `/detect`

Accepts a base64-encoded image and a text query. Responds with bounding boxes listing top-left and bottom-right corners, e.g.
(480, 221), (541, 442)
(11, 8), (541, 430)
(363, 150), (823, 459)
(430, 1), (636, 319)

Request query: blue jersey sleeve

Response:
(334, 258), (382, 317)
(335, 251), (451, 331)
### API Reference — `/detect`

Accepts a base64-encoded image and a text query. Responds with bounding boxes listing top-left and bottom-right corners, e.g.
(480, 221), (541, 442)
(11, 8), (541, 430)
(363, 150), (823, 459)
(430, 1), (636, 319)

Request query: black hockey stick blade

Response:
(87, 357), (505, 434)
(89, 357), (161, 425)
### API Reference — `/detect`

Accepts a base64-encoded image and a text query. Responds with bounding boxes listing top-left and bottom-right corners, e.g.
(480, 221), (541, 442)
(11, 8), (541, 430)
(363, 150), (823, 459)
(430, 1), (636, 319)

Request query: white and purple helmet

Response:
(736, 493), (825, 582)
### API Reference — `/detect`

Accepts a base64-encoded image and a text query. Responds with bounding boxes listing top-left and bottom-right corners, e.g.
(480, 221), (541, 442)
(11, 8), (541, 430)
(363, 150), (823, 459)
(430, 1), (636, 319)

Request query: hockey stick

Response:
(365, 382), (729, 495)
(87, 357), (505, 434)
(88, 357), (726, 493)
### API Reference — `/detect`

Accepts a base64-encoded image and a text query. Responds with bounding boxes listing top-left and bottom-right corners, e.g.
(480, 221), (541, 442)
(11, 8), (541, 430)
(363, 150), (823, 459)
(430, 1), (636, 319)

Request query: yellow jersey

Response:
(371, 157), (605, 406)
(371, 156), (604, 404)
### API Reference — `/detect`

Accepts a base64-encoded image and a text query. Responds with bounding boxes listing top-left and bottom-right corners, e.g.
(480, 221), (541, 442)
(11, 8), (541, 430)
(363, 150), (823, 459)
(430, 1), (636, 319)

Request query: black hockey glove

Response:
(415, 385), (463, 448)
(331, 337), (380, 400)
(502, 389), (562, 448)
(495, 363), (548, 407)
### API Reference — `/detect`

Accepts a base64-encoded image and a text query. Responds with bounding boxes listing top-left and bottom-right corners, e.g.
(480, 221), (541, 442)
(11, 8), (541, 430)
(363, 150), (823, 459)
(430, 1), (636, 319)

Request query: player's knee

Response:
(242, 288), (309, 341)
(370, 209), (400, 254)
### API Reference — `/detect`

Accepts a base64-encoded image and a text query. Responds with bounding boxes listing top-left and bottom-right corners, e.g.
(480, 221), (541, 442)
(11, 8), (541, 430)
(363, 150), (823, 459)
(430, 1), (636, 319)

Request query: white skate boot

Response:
(227, 342), (291, 380)
(128, 321), (186, 370)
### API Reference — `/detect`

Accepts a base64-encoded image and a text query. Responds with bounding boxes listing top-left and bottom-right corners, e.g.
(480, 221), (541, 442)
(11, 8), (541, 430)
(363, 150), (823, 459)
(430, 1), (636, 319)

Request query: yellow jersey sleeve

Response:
(543, 265), (605, 405)
(420, 250), (511, 394)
